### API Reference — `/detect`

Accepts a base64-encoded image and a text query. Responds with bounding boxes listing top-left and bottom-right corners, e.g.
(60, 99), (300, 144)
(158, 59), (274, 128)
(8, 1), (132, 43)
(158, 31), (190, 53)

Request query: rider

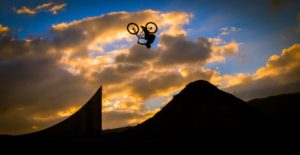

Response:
(137, 26), (156, 48)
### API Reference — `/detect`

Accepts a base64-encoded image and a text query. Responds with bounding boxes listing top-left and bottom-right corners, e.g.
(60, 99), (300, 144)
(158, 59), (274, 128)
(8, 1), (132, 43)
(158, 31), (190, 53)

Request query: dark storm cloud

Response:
(115, 45), (158, 63)
(129, 71), (183, 100)
(0, 55), (96, 134)
(127, 68), (216, 100)
(115, 34), (212, 67)
(0, 57), (90, 110)
(0, 36), (30, 61)
(156, 35), (211, 66)
(96, 63), (145, 85)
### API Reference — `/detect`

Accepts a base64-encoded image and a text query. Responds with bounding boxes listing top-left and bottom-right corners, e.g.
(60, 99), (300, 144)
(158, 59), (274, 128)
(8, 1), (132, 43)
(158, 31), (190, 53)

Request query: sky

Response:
(0, 0), (300, 135)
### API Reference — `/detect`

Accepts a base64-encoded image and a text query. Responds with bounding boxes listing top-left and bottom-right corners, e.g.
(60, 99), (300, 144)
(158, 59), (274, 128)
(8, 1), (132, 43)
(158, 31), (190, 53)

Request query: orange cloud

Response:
(57, 106), (80, 117)
(35, 2), (52, 10)
(14, 6), (37, 15)
(211, 73), (251, 88)
(208, 39), (240, 63)
(254, 44), (300, 80)
(160, 12), (192, 36)
(0, 25), (10, 34)
(13, 2), (65, 15)
(49, 3), (66, 14)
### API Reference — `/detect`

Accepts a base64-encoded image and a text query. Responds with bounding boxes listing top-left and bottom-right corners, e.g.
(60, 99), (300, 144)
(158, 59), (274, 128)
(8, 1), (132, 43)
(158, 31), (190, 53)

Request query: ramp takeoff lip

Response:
(25, 86), (102, 137)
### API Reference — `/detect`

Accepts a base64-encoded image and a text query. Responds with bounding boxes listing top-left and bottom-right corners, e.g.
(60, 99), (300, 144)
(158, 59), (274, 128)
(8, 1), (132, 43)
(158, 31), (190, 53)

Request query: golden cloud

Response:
(49, 3), (66, 14)
(254, 44), (300, 80)
(211, 73), (251, 88)
(0, 25), (10, 34)
(208, 39), (239, 63)
(13, 2), (65, 15)
(35, 2), (52, 10)
(160, 12), (192, 36)
(14, 6), (37, 15)
(221, 44), (300, 100)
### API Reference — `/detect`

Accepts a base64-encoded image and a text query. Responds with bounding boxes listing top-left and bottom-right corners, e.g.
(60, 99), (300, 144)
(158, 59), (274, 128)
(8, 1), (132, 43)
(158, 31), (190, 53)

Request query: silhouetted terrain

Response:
(249, 92), (300, 122)
(248, 93), (300, 151)
(114, 80), (268, 152)
(1, 80), (300, 152)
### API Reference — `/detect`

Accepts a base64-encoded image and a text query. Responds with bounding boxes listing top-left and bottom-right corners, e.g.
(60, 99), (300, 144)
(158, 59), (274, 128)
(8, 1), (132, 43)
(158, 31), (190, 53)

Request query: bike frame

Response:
(136, 30), (145, 40)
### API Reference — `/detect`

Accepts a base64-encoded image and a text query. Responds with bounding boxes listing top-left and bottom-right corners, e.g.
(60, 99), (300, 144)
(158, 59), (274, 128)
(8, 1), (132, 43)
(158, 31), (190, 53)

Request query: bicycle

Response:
(127, 22), (158, 43)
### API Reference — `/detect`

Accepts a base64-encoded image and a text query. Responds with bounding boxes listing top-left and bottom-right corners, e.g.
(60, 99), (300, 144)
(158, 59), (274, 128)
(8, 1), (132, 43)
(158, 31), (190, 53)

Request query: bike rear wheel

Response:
(127, 23), (139, 35)
(146, 22), (158, 33)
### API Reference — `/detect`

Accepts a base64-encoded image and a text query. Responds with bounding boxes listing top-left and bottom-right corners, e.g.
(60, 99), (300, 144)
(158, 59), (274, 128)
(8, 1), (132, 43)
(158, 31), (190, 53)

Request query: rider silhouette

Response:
(138, 26), (156, 48)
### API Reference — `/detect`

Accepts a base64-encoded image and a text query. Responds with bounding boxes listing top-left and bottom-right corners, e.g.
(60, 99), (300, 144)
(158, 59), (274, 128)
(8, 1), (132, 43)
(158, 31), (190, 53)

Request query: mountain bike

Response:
(127, 22), (158, 41)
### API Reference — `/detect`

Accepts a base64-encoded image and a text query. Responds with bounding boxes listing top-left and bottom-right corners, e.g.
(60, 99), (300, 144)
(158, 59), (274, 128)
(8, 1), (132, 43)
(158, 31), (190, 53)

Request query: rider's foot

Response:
(146, 44), (151, 48)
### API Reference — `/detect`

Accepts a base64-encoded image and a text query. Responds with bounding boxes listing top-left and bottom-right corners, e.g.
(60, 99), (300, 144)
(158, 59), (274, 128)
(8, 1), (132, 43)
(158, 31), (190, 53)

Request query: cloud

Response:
(13, 2), (65, 15)
(127, 68), (216, 100)
(254, 44), (300, 81)
(0, 25), (10, 34)
(103, 109), (159, 129)
(96, 63), (146, 85)
(0, 36), (32, 61)
(13, 6), (37, 15)
(35, 2), (53, 10)
(160, 12), (192, 36)
(220, 44), (300, 100)
(156, 35), (211, 67)
(208, 38), (240, 63)
(0, 55), (95, 134)
(115, 45), (158, 64)
(50, 10), (191, 48)
(49, 3), (66, 14)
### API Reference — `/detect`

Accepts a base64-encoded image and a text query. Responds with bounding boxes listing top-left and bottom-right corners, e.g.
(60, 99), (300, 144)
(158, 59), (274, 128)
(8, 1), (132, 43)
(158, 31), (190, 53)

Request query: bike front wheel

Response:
(127, 23), (139, 35)
(146, 22), (158, 33)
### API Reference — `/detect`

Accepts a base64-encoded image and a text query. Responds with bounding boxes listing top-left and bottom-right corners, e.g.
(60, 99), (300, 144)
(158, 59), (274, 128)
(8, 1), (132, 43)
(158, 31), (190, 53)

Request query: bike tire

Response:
(145, 22), (158, 33)
(127, 23), (139, 35)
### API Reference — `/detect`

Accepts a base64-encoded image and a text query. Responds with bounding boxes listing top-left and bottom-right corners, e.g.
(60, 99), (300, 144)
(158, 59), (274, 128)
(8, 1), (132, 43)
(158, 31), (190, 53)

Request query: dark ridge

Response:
(141, 80), (259, 127)
(249, 92), (300, 122)
(180, 80), (218, 94)
(116, 80), (268, 152)
(247, 92), (300, 151)
(2, 80), (300, 152)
